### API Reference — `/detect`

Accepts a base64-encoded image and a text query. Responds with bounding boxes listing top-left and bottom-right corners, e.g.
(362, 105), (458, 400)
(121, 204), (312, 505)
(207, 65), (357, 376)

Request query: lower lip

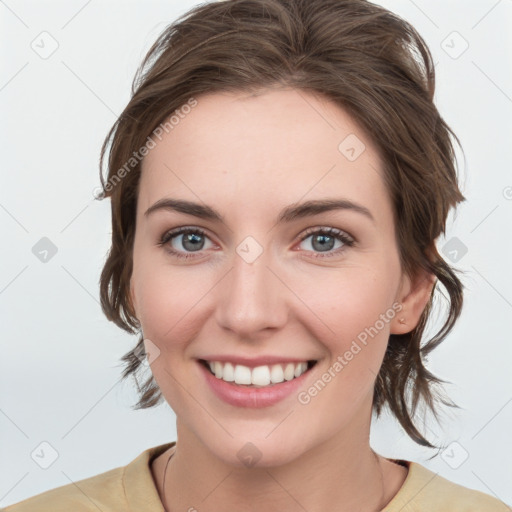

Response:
(198, 360), (315, 408)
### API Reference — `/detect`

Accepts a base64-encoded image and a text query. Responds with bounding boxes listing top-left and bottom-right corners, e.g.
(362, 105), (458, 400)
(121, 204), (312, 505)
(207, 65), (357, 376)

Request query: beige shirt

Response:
(2, 441), (509, 511)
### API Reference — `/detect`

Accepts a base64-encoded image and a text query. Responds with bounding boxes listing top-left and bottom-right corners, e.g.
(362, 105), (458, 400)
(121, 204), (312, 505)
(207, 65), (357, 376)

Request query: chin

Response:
(217, 442), (304, 469)
(195, 428), (314, 469)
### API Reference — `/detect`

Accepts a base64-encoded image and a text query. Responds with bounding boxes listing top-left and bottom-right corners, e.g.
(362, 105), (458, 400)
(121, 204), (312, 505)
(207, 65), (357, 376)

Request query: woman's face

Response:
(129, 88), (424, 467)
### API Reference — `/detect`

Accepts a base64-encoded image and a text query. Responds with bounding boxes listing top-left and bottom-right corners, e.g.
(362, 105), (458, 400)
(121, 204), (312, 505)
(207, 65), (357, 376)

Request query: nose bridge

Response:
(215, 242), (287, 337)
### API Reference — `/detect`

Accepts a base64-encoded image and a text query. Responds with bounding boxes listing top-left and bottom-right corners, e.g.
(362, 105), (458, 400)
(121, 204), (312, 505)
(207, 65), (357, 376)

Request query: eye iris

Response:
(182, 232), (204, 251)
(312, 234), (335, 252)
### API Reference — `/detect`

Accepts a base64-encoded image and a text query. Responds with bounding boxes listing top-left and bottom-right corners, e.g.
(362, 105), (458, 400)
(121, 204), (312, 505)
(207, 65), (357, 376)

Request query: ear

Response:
(390, 264), (437, 335)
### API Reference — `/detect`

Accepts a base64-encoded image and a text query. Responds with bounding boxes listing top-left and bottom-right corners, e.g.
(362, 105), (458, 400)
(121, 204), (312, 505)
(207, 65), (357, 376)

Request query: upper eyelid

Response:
(300, 226), (354, 241)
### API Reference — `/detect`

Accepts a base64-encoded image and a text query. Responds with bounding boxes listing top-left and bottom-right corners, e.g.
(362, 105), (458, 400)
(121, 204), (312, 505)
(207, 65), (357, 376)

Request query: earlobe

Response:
(391, 269), (437, 335)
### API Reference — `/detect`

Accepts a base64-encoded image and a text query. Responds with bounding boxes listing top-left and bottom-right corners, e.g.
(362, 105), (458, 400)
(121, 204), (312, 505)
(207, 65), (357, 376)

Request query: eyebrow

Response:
(144, 197), (375, 224)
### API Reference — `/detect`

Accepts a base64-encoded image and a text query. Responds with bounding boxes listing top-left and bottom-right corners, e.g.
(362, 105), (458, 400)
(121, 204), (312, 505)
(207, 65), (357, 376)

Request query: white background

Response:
(1, 0), (511, 508)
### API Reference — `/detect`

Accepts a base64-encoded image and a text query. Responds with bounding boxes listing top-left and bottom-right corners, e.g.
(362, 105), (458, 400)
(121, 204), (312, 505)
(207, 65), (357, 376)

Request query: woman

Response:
(4, 0), (508, 510)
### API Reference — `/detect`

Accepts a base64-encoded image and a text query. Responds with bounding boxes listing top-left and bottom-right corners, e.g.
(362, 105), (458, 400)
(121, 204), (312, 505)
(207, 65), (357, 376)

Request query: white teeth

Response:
(234, 365), (252, 385)
(270, 364), (284, 384)
(222, 362), (235, 382)
(294, 362), (307, 378)
(205, 360), (312, 387)
(251, 366), (271, 386)
(284, 363), (295, 381)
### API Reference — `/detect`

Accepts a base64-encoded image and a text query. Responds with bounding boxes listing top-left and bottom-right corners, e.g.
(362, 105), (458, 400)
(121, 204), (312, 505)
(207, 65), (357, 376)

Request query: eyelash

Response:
(157, 226), (355, 260)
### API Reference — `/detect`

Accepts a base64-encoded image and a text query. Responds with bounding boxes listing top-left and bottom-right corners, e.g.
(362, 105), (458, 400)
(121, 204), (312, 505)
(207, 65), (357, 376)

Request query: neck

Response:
(157, 418), (399, 512)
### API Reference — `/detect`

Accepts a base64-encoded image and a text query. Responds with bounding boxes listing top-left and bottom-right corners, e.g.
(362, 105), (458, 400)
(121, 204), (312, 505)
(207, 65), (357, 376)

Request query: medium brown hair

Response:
(97, 0), (466, 447)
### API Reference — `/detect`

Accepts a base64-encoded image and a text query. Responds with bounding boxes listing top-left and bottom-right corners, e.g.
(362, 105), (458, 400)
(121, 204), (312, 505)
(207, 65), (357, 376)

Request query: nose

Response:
(214, 245), (289, 339)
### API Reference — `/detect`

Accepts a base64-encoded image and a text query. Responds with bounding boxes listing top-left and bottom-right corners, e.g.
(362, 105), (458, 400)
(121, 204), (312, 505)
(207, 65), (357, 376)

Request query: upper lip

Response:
(198, 355), (317, 368)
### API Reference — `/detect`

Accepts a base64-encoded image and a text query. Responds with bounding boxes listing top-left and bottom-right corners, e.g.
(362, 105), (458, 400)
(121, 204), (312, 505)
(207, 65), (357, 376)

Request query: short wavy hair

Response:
(97, 0), (466, 448)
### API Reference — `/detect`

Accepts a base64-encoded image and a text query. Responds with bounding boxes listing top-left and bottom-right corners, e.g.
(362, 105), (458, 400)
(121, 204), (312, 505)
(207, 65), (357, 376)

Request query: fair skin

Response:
(129, 87), (435, 512)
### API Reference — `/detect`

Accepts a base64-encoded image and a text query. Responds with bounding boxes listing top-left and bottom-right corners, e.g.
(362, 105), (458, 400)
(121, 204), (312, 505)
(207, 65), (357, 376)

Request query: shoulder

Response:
(1, 466), (125, 512)
(1, 443), (174, 512)
(385, 460), (510, 512)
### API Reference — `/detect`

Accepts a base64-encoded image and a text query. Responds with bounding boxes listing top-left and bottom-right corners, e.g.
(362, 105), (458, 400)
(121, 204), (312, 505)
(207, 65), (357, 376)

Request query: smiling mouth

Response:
(199, 359), (318, 388)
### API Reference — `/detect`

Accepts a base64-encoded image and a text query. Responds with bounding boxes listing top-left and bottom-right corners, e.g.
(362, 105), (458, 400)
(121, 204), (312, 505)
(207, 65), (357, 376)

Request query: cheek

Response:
(132, 260), (214, 350)
(301, 262), (398, 335)
(296, 264), (398, 384)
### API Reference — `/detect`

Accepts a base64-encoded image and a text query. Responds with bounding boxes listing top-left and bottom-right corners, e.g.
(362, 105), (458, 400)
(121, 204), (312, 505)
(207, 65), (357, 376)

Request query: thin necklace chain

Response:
(162, 449), (173, 512)
(160, 447), (385, 512)
(373, 449), (386, 511)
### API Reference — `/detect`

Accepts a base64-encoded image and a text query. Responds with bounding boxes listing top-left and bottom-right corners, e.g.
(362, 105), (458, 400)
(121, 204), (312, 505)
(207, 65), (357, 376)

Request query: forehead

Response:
(138, 88), (392, 226)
